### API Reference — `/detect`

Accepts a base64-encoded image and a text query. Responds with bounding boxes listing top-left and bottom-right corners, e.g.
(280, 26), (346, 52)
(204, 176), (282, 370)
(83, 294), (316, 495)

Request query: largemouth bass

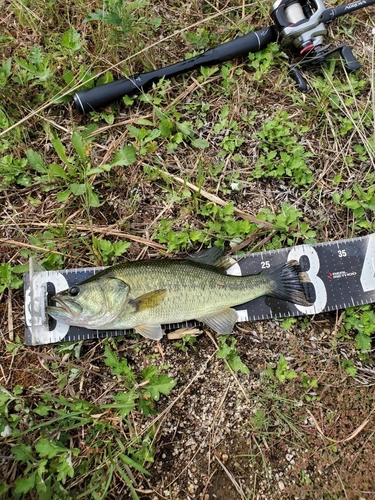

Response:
(47, 249), (312, 340)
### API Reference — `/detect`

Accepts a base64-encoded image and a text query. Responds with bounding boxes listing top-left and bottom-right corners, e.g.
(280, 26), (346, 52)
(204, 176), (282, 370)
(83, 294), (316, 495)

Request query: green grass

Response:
(1, 339), (175, 499)
(1, 0), (375, 498)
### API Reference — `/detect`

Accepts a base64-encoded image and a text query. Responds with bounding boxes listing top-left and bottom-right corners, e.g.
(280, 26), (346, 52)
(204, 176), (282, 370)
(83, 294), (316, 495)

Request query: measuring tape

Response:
(24, 234), (375, 346)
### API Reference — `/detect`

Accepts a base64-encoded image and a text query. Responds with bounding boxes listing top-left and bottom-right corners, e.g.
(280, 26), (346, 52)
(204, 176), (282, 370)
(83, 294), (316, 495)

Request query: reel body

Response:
(270, 0), (361, 90)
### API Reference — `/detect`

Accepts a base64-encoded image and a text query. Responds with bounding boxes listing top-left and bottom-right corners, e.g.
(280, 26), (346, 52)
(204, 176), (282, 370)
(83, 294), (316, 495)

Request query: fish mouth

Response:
(48, 296), (82, 317)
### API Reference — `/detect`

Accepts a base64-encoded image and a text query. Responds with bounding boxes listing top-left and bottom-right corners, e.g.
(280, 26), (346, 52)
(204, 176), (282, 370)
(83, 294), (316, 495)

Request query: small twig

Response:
(3, 223), (167, 253)
(167, 327), (202, 340)
(88, 113), (154, 137)
(228, 228), (263, 254)
(7, 289), (14, 342)
(214, 455), (247, 500)
(0, 238), (68, 257)
(307, 409), (371, 444)
(250, 231), (276, 251)
(0, 363), (7, 384)
(162, 169), (273, 228)
(201, 469), (217, 500)
(333, 464), (349, 500)
(147, 350), (217, 445)
(332, 310), (346, 337)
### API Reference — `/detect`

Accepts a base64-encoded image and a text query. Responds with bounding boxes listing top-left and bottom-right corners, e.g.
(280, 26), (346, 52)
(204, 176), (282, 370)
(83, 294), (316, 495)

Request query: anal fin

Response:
(135, 323), (164, 340)
(197, 308), (238, 335)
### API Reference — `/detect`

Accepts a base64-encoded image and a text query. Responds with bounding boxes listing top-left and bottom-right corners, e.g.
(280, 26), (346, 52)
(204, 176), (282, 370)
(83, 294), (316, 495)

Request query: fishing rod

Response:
(73, 0), (375, 114)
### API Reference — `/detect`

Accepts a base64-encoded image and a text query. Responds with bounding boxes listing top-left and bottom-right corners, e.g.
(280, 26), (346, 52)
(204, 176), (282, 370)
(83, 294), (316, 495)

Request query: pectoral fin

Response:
(129, 289), (167, 312)
(135, 323), (164, 340)
(197, 308), (238, 334)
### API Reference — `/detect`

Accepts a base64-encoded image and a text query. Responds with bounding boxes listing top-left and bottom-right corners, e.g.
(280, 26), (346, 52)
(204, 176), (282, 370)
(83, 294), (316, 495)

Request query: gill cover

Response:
(48, 275), (131, 328)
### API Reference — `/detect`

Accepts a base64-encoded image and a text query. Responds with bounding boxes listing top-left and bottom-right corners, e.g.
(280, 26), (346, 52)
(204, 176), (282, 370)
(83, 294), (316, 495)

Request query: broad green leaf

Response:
(61, 27), (82, 52)
(71, 132), (86, 162)
(0, 263), (11, 292)
(14, 472), (36, 494)
(143, 129), (161, 143)
(69, 183), (86, 196)
(112, 241), (130, 256)
(35, 438), (67, 459)
(332, 192), (341, 204)
(355, 332), (371, 352)
(29, 46), (44, 65)
(217, 342), (230, 359)
(191, 138), (209, 149)
(104, 346), (136, 381)
(26, 150), (47, 173)
(111, 146), (137, 166)
(86, 167), (105, 176)
(63, 69), (74, 85)
(56, 452), (75, 482)
(0, 484), (9, 496)
(87, 188), (100, 207)
(0, 390), (13, 407)
(229, 355), (250, 374)
(112, 391), (136, 417)
(342, 359), (357, 377)
(276, 355), (297, 382)
(56, 190), (71, 202)
(81, 123), (99, 140)
(136, 118), (154, 126)
(97, 238), (112, 254)
(33, 403), (53, 416)
(51, 138), (69, 164)
(138, 397), (154, 417)
(345, 200), (361, 210)
(104, 345), (119, 369)
(84, 10), (106, 23)
(147, 374), (176, 401)
(49, 163), (69, 179)
(0, 58), (12, 83)
(159, 118), (174, 137)
(96, 71), (114, 86)
(176, 121), (194, 137)
(12, 444), (34, 462)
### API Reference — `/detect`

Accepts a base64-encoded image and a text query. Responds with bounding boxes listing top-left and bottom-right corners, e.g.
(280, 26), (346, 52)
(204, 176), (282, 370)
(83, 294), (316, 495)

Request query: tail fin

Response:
(266, 260), (313, 307)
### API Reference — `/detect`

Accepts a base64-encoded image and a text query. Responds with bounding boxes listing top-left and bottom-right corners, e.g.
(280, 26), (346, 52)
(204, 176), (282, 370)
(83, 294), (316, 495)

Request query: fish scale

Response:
(95, 259), (275, 328)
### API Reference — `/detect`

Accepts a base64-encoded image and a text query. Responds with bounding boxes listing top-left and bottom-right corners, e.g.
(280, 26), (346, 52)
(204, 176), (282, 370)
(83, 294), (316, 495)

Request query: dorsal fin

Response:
(187, 247), (236, 270)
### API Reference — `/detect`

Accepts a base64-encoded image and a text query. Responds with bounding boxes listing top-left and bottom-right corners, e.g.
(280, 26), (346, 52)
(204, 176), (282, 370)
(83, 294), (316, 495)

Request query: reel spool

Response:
(270, 0), (327, 53)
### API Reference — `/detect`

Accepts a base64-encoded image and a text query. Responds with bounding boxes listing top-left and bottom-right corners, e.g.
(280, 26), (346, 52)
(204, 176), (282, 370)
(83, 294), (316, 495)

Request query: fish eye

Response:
(69, 286), (80, 296)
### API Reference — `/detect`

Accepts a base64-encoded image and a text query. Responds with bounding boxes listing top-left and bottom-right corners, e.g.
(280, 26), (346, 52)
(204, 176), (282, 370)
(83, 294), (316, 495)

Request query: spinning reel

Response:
(271, 0), (361, 90)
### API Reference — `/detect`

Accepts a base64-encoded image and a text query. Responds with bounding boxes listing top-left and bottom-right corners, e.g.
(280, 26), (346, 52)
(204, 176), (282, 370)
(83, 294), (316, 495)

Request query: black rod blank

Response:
(73, 26), (277, 114)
